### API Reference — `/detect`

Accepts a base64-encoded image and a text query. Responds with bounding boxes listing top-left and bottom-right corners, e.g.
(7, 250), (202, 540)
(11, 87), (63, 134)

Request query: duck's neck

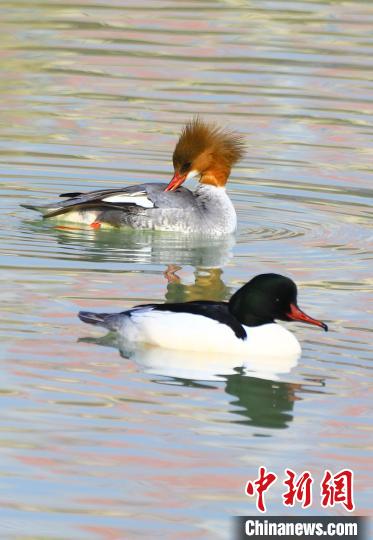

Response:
(194, 184), (237, 234)
(200, 165), (230, 188)
(194, 183), (231, 203)
(234, 312), (275, 327)
(228, 292), (275, 327)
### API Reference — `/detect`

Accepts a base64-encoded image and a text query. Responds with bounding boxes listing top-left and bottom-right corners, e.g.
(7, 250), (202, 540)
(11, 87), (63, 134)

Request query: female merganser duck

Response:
(78, 274), (328, 356)
(21, 118), (245, 235)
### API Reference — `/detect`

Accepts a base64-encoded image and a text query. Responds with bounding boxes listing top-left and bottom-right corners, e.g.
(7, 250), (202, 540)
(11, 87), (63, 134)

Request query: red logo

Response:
(245, 467), (355, 513)
(245, 466), (277, 513)
(283, 469), (313, 508)
(321, 469), (355, 512)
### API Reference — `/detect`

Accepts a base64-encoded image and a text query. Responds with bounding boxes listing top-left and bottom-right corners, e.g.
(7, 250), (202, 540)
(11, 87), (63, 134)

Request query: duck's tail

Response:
(78, 311), (122, 331)
(20, 203), (61, 216)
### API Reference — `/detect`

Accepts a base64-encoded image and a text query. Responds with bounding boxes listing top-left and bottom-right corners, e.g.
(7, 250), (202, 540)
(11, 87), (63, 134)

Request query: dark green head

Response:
(229, 273), (328, 331)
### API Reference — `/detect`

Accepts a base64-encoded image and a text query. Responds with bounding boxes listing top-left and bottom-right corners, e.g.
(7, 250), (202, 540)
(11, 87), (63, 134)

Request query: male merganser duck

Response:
(78, 274), (328, 356)
(21, 118), (245, 235)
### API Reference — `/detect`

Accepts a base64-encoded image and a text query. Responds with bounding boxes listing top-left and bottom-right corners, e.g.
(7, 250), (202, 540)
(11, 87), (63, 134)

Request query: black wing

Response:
(44, 184), (168, 218)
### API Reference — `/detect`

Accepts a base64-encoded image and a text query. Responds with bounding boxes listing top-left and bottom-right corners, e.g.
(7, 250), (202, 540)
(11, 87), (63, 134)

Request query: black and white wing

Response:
(21, 182), (196, 218)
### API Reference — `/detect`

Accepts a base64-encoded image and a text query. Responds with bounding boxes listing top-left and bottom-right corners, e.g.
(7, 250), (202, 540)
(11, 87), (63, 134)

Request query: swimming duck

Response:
(21, 118), (245, 235)
(78, 274), (328, 356)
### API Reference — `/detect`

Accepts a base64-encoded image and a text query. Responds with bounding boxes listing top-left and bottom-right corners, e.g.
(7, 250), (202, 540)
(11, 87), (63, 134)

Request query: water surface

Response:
(0, 0), (372, 538)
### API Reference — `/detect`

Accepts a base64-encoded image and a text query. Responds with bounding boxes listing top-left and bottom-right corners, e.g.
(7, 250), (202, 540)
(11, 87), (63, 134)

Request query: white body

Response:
(111, 308), (302, 358)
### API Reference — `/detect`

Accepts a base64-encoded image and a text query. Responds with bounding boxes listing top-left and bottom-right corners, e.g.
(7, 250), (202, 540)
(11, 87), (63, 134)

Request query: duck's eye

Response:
(180, 162), (191, 173)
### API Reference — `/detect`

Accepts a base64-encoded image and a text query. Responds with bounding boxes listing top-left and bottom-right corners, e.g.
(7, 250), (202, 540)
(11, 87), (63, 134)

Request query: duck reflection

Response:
(78, 331), (299, 430)
(225, 374), (297, 429)
(164, 267), (230, 302)
(25, 220), (235, 268)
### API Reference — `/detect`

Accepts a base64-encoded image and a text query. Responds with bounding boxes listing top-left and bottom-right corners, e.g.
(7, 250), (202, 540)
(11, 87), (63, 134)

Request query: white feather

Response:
(52, 210), (101, 224)
(186, 169), (200, 181)
(102, 193), (154, 208)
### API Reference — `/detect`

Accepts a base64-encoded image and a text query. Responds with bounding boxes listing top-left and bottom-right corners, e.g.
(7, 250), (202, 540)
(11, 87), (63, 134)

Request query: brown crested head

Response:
(165, 117), (245, 191)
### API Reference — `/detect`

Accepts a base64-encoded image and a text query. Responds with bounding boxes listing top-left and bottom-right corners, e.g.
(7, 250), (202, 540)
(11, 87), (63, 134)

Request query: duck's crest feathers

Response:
(173, 117), (245, 168)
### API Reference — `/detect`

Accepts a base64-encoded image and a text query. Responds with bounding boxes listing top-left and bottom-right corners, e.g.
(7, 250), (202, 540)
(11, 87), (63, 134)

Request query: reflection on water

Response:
(225, 375), (297, 430)
(79, 333), (301, 430)
(24, 220), (236, 268)
(1, 0), (372, 537)
(79, 329), (299, 382)
(164, 267), (230, 302)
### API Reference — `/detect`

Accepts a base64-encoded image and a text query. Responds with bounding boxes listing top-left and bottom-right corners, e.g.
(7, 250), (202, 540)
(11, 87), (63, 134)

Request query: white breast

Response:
(194, 185), (237, 235)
